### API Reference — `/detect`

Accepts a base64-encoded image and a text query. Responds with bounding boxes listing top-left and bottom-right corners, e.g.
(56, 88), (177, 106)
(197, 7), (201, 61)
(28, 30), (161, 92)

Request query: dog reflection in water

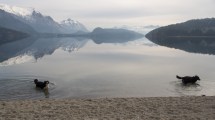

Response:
(34, 79), (49, 98)
(176, 75), (200, 85)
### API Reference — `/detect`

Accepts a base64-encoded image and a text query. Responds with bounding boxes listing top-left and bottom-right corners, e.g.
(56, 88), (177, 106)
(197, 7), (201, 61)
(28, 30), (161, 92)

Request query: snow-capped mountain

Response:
(25, 11), (63, 33)
(0, 4), (33, 17)
(0, 9), (36, 34)
(0, 4), (63, 33)
(60, 18), (88, 33)
(0, 4), (88, 34)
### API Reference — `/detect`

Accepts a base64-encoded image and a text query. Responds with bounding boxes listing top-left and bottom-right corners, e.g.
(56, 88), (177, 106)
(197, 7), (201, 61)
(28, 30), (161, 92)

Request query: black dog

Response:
(34, 79), (49, 89)
(176, 75), (200, 84)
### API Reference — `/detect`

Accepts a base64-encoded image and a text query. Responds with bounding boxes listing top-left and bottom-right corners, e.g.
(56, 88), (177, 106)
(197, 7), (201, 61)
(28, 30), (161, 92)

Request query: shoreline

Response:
(1, 96), (215, 119)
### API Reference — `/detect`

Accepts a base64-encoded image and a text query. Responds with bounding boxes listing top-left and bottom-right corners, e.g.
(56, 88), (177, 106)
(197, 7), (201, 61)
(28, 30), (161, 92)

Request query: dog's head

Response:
(34, 79), (38, 84)
(44, 81), (49, 85)
(194, 75), (200, 81)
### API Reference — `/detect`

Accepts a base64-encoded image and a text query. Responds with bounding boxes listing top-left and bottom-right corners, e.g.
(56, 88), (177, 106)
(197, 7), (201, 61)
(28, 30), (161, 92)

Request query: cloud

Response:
(1, 0), (215, 28)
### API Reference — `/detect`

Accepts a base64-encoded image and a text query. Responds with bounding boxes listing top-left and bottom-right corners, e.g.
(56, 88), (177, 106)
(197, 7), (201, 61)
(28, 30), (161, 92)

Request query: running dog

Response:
(34, 79), (49, 89)
(176, 75), (200, 84)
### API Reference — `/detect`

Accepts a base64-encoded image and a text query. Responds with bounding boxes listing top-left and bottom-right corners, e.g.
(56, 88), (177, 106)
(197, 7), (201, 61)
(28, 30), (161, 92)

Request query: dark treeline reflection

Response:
(90, 27), (143, 44)
(0, 35), (141, 65)
(148, 36), (215, 55)
(91, 35), (141, 44)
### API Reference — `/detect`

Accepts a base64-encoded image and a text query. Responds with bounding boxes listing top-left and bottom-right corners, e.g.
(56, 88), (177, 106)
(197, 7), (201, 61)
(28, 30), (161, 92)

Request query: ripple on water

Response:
(168, 81), (204, 96)
(0, 75), (57, 100)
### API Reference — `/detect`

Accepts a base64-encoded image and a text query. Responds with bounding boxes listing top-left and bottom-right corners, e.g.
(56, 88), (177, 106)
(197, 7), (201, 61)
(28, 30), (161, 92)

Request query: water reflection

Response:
(1, 35), (215, 100)
(91, 34), (143, 44)
(0, 37), (88, 65)
(148, 37), (215, 55)
(35, 87), (50, 98)
(0, 35), (143, 65)
(0, 37), (36, 62)
(169, 81), (202, 96)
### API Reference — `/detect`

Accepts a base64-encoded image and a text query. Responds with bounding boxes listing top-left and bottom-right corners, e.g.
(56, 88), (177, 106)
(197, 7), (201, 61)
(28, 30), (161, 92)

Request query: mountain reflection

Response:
(90, 29), (143, 44)
(91, 35), (142, 44)
(148, 36), (215, 55)
(0, 35), (142, 65)
(0, 37), (88, 66)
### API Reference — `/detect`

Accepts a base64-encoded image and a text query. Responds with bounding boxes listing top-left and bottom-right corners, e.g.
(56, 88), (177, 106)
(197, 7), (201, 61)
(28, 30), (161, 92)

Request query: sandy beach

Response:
(0, 96), (215, 120)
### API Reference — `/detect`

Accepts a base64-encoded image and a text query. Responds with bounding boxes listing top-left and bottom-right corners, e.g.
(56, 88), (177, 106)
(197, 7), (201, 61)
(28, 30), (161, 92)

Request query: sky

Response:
(1, 0), (215, 30)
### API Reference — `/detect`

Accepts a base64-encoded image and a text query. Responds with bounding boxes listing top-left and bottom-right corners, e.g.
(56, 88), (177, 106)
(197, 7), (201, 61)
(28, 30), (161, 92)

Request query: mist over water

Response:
(1, 36), (215, 100)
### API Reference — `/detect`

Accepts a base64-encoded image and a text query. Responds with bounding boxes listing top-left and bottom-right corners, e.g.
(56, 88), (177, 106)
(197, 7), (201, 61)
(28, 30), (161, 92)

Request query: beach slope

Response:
(0, 96), (215, 119)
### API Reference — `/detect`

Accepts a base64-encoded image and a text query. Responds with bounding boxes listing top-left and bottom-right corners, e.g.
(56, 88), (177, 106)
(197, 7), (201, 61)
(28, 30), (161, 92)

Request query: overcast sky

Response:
(1, 0), (215, 29)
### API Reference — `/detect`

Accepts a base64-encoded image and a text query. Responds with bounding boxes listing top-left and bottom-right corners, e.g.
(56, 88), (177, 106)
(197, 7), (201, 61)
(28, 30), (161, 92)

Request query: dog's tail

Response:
(176, 75), (182, 79)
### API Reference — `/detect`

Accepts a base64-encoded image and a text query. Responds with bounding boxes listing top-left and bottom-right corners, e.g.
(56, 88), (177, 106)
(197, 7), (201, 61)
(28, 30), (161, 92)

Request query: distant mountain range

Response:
(0, 4), (88, 34)
(0, 4), (145, 43)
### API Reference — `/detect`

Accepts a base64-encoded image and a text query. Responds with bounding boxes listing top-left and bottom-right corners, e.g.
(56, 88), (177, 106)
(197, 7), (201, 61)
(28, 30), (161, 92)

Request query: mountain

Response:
(60, 18), (88, 33)
(146, 18), (215, 41)
(0, 4), (88, 34)
(145, 18), (215, 55)
(90, 27), (144, 44)
(0, 26), (29, 44)
(0, 9), (36, 34)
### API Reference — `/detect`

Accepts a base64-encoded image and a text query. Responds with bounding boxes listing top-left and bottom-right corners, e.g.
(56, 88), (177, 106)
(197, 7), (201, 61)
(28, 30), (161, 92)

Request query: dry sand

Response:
(0, 96), (215, 120)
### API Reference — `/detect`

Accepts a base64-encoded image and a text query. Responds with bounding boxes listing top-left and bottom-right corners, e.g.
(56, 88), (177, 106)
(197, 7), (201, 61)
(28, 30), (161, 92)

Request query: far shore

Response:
(1, 96), (215, 119)
(168, 36), (215, 38)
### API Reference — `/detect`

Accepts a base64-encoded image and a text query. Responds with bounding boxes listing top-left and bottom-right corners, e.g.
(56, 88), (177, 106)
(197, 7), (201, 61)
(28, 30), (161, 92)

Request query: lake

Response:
(1, 36), (215, 100)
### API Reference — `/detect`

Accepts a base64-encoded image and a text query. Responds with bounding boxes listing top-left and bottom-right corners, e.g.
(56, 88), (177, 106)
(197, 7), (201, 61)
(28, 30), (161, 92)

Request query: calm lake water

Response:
(1, 36), (215, 100)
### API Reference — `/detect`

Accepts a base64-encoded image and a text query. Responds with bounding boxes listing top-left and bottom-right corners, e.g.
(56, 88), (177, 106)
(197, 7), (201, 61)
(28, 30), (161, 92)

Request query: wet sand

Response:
(0, 96), (215, 120)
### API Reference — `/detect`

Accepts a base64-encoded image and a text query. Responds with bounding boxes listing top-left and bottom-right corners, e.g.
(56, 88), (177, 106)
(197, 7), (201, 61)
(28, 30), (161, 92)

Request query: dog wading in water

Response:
(176, 75), (200, 84)
(34, 79), (49, 89)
